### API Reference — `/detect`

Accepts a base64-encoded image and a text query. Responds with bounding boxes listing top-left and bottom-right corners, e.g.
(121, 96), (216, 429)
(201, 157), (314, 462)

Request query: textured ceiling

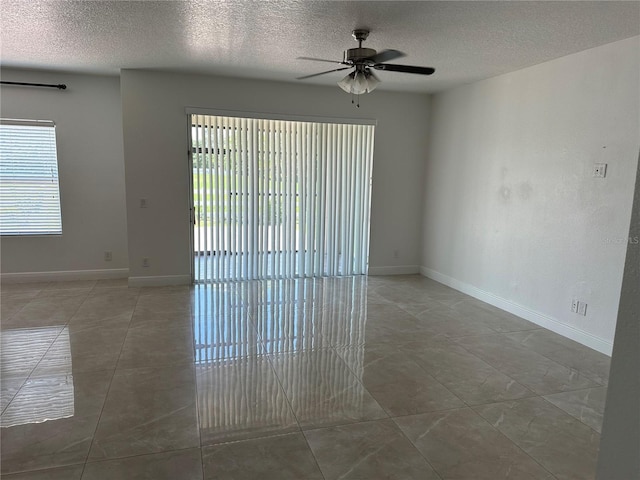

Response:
(0, 1), (638, 93)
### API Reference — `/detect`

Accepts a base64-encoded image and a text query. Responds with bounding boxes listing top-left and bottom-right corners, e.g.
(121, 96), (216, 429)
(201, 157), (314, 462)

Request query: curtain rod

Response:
(0, 81), (67, 90)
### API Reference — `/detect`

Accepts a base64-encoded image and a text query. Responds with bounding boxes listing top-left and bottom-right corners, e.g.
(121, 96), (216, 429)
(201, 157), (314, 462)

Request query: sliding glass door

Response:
(189, 113), (375, 283)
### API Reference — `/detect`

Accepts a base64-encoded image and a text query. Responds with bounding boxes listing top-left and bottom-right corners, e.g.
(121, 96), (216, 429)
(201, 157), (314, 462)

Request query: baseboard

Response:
(128, 275), (191, 287)
(368, 265), (421, 276)
(1, 268), (129, 284)
(420, 266), (613, 356)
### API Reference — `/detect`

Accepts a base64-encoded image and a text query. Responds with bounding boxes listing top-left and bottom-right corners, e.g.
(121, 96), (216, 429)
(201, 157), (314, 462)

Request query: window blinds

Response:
(191, 114), (375, 281)
(0, 120), (62, 235)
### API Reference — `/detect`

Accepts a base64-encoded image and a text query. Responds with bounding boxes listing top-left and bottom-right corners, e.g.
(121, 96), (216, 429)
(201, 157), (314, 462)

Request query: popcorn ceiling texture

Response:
(0, 0), (638, 93)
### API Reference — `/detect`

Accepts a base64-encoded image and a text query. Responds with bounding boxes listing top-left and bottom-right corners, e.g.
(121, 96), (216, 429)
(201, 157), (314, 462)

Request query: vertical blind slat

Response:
(190, 115), (374, 282)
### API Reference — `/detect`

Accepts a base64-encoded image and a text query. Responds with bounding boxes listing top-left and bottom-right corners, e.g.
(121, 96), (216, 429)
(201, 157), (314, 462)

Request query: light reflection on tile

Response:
(3, 296), (86, 329)
(83, 448), (203, 479)
(89, 365), (199, 461)
(1, 327), (64, 379)
(270, 348), (387, 429)
(2, 356), (74, 428)
(306, 419), (440, 480)
(338, 344), (465, 416)
(506, 330), (611, 385)
(196, 356), (298, 444)
(0, 371), (111, 475)
(202, 432), (323, 480)
(454, 334), (600, 394)
(0, 275), (612, 477)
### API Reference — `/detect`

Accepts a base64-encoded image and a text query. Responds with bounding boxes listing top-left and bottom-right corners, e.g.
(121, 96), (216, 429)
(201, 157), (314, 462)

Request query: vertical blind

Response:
(0, 119), (62, 235)
(191, 114), (375, 282)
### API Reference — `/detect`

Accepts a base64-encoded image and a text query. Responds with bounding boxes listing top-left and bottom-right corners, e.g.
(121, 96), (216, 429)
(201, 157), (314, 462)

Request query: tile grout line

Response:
(5, 287), (91, 412)
(468, 400), (560, 479)
(78, 287), (140, 478)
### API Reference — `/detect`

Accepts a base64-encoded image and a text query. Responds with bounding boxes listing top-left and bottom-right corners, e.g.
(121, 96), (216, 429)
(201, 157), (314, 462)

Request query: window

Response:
(0, 119), (62, 235)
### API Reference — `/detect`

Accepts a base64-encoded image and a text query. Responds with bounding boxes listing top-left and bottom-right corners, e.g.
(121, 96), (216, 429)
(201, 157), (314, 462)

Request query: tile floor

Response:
(1, 275), (610, 479)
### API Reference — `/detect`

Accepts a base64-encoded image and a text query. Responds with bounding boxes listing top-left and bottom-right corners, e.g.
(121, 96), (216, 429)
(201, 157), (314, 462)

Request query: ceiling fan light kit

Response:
(338, 69), (379, 95)
(297, 29), (435, 106)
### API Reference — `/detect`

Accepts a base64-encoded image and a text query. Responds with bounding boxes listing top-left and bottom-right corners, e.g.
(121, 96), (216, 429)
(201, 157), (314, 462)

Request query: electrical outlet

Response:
(142, 257), (150, 268)
(577, 302), (587, 316)
(393, 249), (399, 259)
(140, 198), (148, 208)
(593, 163), (607, 178)
(104, 251), (112, 262)
(571, 299), (579, 313)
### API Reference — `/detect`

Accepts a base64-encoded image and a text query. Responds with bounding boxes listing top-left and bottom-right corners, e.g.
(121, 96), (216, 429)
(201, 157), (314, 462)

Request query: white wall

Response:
(120, 70), (430, 282)
(421, 36), (640, 352)
(0, 70), (128, 278)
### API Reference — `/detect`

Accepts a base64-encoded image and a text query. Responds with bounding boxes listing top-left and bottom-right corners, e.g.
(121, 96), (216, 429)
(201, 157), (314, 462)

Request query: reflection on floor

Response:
(1, 275), (610, 479)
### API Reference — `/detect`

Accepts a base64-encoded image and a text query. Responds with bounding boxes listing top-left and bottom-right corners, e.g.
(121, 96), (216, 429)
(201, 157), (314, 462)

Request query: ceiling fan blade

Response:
(366, 49), (405, 64)
(373, 64), (435, 75)
(297, 66), (352, 80)
(297, 56), (347, 65)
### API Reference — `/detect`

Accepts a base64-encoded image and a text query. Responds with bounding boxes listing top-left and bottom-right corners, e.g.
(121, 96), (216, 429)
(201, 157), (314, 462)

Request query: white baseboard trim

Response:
(368, 265), (421, 276)
(128, 275), (191, 287)
(420, 266), (613, 356)
(1, 268), (129, 284)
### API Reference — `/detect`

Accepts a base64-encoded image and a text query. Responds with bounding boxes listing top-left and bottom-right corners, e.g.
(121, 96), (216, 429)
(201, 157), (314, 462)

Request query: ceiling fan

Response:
(297, 29), (435, 104)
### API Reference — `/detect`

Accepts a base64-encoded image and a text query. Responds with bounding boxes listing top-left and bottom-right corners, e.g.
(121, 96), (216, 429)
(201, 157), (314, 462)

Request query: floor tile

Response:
(407, 341), (535, 405)
(447, 299), (540, 333)
(1, 464), (84, 479)
(506, 330), (611, 385)
(1, 326), (64, 379)
(1, 282), (51, 295)
(395, 408), (553, 479)
(2, 370), (112, 427)
(129, 308), (193, 330)
(82, 448), (203, 479)
(92, 278), (131, 289)
(474, 396), (600, 480)
(116, 324), (194, 369)
(1, 371), (112, 474)
(73, 295), (138, 320)
(306, 418), (440, 479)
(1, 377), (26, 412)
(326, 304), (442, 347)
(202, 433), (323, 479)
(3, 296), (86, 329)
(32, 322), (129, 376)
(270, 348), (387, 429)
(89, 365), (199, 461)
(543, 386), (607, 432)
(455, 334), (600, 394)
(36, 288), (94, 298)
(196, 356), (299, 444)
(1, 275), (612, 478)
(1, 296), (30, 321)
(338, 345), (465, 416)
(139, 285), (193, 296)
(67, 310), (133, 332)
(134, 293), (193, 314)
(44, 280), (97, 291)
(413, 307), (497, 338)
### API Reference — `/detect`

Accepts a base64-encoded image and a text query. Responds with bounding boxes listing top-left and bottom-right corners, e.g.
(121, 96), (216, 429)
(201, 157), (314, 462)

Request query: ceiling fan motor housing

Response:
(343, 47), (377, 64)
